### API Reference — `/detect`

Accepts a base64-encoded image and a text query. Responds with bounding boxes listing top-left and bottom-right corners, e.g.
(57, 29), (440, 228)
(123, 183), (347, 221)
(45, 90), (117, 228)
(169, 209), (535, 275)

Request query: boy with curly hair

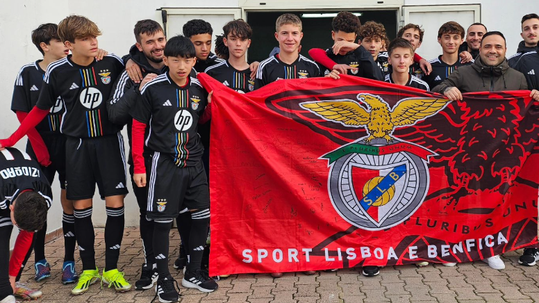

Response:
(358, 21), (390, 75)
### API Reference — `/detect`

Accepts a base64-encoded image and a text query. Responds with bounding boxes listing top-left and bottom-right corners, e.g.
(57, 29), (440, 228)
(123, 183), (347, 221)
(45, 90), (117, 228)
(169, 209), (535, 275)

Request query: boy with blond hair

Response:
(256, 13), (320, 89)
(0, 15), (130, 295)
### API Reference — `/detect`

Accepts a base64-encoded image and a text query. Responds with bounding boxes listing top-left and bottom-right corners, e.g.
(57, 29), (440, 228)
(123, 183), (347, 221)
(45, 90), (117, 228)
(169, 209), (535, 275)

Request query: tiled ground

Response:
(17, 227), (539, 303)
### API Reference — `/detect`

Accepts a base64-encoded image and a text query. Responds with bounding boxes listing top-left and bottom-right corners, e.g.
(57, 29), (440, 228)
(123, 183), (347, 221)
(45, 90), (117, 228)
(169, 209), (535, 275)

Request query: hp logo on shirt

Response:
(174, 109), (193, 131)
(50, 96), (64, 114)
(79, 87), (103, 109)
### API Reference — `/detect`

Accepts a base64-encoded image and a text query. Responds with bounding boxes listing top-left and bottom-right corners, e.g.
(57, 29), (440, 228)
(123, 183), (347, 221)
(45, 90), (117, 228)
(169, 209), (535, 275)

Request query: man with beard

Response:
(107, 19), (167, 291)
(458, 23), (487, 60)
(434, 32), (539, 271)
(509, 13), (539, 66)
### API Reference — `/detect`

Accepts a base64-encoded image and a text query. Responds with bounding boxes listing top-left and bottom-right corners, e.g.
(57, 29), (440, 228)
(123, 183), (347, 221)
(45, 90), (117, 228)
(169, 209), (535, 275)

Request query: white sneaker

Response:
(0, 295), (16, 303)
(482, 255), (505, 269)
(442, 262), (457, 267)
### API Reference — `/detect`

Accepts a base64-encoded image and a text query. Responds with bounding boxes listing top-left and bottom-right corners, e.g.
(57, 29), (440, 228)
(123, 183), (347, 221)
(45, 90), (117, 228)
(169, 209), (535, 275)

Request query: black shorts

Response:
(146, 152), (209, 220)
(65, 133), (128, 200)
(26, 134), (67, 189)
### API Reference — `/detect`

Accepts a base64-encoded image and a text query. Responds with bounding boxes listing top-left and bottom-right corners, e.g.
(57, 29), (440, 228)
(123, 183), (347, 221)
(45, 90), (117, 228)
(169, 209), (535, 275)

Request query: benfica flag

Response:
(197, 74), (539, 276)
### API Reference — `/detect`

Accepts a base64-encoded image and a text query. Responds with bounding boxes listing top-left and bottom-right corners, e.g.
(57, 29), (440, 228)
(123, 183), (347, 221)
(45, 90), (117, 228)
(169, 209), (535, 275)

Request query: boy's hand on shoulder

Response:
(419, 58), (432, 75)
(133, 173), (146, 187)
(126, 59), (143, 84)
(207, 91), (213, 104)
(332, 41), (358, 55)
(459, 51), (473, 63)
(139, 73), (158, 91)
(249, 61), (260, 79)
(95, 49), (108, 61)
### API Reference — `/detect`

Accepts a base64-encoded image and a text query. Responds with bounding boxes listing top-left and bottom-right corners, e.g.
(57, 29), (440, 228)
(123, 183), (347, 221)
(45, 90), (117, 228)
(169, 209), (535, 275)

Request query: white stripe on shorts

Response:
(147, 152), (161, 212)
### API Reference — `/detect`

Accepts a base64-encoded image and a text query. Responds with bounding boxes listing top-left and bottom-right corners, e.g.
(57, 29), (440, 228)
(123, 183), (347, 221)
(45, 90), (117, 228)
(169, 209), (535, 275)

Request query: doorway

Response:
(246, 10), (398, 62)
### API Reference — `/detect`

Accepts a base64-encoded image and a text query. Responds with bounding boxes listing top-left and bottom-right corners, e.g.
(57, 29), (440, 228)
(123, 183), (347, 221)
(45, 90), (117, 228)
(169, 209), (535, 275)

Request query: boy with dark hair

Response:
(423, 21), (471, 88)
(132, 35), (218, 302)
(256, 13), (320, 89)
(308, 12), (383, 80)
(183, 19), (223, 74)
(509, 13), (539, 65)
(385, 38), (430, 90)
(0, 15), (130, 295)
(205, 19), (255, 93)
(108, 18), (167, 291)
(10, 22), (77, 288)
(397, 23), (432, 78)
(0, 147), (51, 303)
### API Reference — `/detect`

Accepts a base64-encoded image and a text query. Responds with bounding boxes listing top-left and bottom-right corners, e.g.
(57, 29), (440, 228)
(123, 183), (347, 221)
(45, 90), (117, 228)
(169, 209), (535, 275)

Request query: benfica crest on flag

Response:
(198, 74), (539, 276)
(300, 94), (447, 230)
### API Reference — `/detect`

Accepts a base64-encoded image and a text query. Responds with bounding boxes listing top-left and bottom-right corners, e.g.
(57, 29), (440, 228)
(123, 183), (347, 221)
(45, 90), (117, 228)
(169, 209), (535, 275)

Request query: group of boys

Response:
(1, 9), (539, 303)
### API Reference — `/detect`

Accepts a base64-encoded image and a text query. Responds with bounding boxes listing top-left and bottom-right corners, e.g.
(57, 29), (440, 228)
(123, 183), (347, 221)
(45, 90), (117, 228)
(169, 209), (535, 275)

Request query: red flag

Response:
(198, 74), (539, 276)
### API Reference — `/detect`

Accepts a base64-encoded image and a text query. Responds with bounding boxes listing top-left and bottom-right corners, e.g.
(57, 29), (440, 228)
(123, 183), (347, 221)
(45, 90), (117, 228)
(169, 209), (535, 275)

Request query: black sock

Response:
(33, 221), (46, 262)
(138, 211), (154, 266)
(0, 225), (14, 299)
(62, 213), (76, 262)
(186, 208), (210, 273)
(176, 211), (192, 253)
(74, 207), (95, 270)
(153, 220), (172, 278)
(105, 206), (124, 271)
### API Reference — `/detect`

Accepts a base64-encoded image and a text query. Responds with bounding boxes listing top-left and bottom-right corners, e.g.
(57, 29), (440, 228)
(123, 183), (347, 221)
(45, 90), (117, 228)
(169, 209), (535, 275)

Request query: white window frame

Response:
(160, 7), (243, 35)
(401, 4), (481, 27)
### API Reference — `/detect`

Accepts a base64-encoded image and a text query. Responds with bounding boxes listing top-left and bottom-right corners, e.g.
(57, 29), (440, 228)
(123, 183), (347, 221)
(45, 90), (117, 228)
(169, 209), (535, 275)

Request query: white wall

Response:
(1, 0), (234, 247)
(1, 0), (535, 244)
(404, 0), (535, 59)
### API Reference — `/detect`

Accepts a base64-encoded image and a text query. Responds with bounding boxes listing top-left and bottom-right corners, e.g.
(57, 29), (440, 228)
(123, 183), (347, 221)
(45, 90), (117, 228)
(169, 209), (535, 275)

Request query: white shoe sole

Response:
(181, 278), (217, 293)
